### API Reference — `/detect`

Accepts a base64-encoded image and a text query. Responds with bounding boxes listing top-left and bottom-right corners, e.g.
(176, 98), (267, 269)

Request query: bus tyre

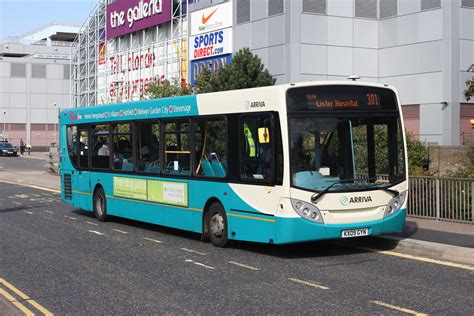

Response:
(205, 203), (229, 248)
(93, 187), (108, 222)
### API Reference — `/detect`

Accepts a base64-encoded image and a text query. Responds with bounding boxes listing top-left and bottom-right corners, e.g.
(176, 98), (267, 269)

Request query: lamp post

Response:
(53, 103), (57, 146)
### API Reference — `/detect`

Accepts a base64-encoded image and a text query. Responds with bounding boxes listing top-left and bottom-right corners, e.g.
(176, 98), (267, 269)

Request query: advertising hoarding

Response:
(190, 2), (233, 36)
(189, 27), (232, 61)
(98, 39), (187, 104)
(190, 54), (232, 85)
(106, 0), (172, 39)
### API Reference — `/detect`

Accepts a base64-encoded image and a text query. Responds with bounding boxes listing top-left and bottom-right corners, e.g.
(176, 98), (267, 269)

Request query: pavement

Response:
(1, 153), (473, 266)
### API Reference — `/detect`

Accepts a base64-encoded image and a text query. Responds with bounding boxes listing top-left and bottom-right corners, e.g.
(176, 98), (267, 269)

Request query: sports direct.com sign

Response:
(189, 28), (232, 61)
(106, 0), (171, 39)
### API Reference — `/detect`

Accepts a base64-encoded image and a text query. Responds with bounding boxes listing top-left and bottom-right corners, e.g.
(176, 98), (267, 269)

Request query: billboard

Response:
(190, 2), (233, 36)
(190, 54), (232, 85)
(106, 0), (172, 39)
(189, 27), (232, 61)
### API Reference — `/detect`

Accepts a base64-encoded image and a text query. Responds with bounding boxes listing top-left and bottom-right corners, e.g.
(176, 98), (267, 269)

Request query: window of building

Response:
(163, 119), (191, 175)
(91, 124), (110, 169)
(137, 121), (161, 173)
(302, 0), (326, 14)
(421, 0), (441, 10)
(268, 0), (284, 16)
(240, 113), (274, 182)
(10, 63), (26, 78)
(78, 127), (89, 169)
(194, 117), (227, 178)
(63, 65), (71, 80)
(237, 0), (250, 24)
(32, 64), (46, 78)
(67, 125), (78, 168)
(461, 0), (474, 7)
(112, 123), (133, 171)
(380, 0), (397, 18)
(355, 0), (378, 18)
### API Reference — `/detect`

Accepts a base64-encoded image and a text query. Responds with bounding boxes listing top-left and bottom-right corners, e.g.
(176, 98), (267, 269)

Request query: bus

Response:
(59, 81), (408, 247)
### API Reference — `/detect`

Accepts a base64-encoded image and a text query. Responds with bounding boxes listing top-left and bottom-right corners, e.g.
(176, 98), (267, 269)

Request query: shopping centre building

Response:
(64, 0), (474, 145)
(0, 24), (79, 147)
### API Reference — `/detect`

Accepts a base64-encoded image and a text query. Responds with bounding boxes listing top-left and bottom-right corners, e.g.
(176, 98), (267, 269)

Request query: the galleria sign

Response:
(106, 0), (171, 39)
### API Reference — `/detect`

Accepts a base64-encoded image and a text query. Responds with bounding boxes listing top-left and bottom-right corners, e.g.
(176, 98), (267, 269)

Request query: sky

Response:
(0, 0), (98, 40)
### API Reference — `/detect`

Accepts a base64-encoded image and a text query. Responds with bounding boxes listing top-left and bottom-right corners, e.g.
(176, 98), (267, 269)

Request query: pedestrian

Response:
(26, 142), (32, 155)
(19, 138), (25, 155)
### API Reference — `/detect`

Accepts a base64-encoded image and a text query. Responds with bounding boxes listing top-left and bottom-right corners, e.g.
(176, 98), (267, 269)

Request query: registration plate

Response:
(341, 228), (369, 238)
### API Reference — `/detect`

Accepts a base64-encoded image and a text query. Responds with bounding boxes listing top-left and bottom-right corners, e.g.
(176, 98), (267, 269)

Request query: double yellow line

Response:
(0, 278), (53, 316)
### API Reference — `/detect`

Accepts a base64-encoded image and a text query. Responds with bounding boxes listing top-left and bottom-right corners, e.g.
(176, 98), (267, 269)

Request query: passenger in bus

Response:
(98, 142), (110, 156)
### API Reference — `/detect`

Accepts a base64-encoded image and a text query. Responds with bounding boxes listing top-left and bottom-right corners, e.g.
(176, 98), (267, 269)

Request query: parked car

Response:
(0, 143), (18, 156)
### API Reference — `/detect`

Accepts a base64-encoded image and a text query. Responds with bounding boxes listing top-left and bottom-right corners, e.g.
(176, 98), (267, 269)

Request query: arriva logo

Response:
(340, 196), (348, 206)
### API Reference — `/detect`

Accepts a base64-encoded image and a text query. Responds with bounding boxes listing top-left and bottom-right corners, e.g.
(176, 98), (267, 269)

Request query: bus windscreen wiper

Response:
(310, 178), (374, 204)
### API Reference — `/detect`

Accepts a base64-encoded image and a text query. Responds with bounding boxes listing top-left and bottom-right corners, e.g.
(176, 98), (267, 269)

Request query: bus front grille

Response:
(63, 174), (72, 200)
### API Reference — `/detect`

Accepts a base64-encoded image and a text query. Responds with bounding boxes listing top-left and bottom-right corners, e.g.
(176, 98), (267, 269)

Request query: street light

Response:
(2, 111), (6, 133)
(53, 103), (57, 146)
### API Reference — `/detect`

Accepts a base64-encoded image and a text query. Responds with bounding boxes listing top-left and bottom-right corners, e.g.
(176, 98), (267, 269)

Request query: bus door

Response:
(77, 125), (91, 203)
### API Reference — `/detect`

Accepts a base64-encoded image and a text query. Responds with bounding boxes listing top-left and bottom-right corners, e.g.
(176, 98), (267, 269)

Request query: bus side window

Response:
(78, 127), (89, 169)
(163, 119), (190, 175)
(91, 124), (110, 169)
(193, 117), (227, 177)
(67, 125), (78, 168)
(240, 114), (273, 182)
(136, 121), (161, 173)
(111, 123), (133, 171)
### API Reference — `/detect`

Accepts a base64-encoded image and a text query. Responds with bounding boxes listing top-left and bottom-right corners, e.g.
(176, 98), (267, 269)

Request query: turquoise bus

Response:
(59, 81), (408, 247)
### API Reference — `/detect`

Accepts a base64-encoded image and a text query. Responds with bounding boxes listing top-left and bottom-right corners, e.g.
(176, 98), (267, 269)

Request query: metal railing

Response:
(408, 176), (473, 224)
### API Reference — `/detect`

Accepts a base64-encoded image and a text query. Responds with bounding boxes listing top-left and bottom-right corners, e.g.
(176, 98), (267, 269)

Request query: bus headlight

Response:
(291, 199), (324, 223)
(384, 191), (407, 217)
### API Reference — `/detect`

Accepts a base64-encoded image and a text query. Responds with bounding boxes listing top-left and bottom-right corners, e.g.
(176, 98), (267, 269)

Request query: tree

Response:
(464, 77), (474, 101)
(195, 48), (276, 93)
(145, 76), (194, 99)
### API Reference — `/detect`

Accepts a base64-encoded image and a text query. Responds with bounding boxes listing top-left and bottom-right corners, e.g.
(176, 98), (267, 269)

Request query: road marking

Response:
(23, 211), (33, 215)
(185, 259), (215, 270)
(15, 194), (29, 199)
(357, 246), (474, 271)
(112, 229), (128, 234)
(32, 194), (41, 197)
(85, 221), (98, 226)
(0, 288), (34, 316)
(0, 178), (60, 193)
(88, 230), (105, 236)
(180, 248), (207, 256)
(12, 201), (22, 205)
(64, 215), (77, 220)
(43, 210), (54, 214)
(370, 300), (428, 316)
(0, 278), (54, 316)
(228, 261), (260, 271)
(143, 237), (162, 244)
(288, 278), (329, 290)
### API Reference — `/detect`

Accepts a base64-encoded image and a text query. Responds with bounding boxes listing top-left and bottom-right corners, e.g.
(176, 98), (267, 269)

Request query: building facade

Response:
(0, 24), (79, 147)
(73, 0), (474, 146)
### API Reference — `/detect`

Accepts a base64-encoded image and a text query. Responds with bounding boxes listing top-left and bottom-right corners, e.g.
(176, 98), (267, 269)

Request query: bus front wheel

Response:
(205, 203), (229, 248)
(93, 187), (108, 222)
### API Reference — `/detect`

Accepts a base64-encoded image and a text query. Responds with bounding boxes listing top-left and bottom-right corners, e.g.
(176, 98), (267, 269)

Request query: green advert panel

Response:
(114, 177), (148, 200)
(148, 180), (188, 207)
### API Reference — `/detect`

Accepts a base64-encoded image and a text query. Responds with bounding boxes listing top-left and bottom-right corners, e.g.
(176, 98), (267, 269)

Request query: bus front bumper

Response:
(275, 209), (406, 244)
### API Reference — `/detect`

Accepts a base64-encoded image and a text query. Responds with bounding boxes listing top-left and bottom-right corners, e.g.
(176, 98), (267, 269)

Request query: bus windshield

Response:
(287, 86), (406, 193)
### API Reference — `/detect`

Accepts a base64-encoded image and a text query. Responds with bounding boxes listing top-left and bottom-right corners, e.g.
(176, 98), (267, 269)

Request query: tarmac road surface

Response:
(1, 181), (473, 315)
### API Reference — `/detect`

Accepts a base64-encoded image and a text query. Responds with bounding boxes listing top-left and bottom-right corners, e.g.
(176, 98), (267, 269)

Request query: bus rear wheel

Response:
(93, 187), (108, 222)
(205, 203), (229, 248)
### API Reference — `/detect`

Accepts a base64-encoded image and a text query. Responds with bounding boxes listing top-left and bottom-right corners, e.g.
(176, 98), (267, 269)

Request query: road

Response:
(0, 157), (473, 315)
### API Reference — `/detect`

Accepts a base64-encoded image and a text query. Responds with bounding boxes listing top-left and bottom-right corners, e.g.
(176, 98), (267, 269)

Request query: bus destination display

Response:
(287, 85), (397, 112)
